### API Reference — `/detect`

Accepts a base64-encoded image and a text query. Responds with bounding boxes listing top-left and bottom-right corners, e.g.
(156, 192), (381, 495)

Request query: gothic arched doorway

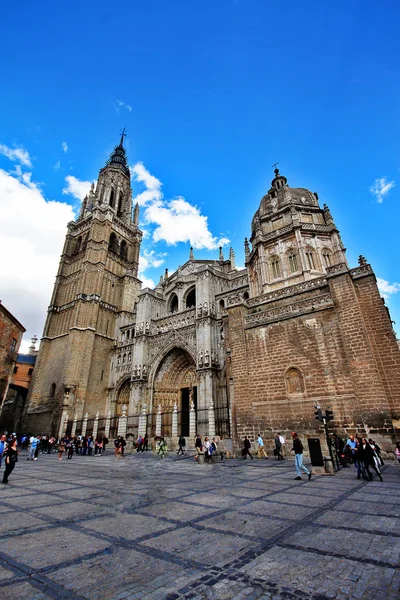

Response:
(152, 347), (197, 437)
(114, 378), (130, 417)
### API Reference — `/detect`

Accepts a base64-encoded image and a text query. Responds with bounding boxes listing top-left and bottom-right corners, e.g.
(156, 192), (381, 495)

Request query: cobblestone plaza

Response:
(1, 452), (399, 600)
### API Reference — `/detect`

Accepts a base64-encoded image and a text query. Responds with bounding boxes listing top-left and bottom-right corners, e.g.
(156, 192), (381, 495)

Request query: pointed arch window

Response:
(120, 240), (128, 259)
(322, 251), (332, 267)
(271, 256), (281, 279)
(49, 383), (56, 399)
(169, 293), (179, 313)
(109, 189), (115, 208)
(305, 251), (315, 270)
(109, 233), (118, 252)
(117, 192), (123, 217)
(75, 236), (82, 254)
(185, 287), (196, 308)
(288, 252), (299, 273)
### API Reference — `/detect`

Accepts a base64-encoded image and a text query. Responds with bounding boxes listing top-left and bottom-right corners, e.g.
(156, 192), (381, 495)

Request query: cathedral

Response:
(24, 135), (400, 449)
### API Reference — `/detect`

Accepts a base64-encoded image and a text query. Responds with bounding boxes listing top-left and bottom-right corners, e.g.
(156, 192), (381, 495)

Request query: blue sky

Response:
(1, 0), (399, 349)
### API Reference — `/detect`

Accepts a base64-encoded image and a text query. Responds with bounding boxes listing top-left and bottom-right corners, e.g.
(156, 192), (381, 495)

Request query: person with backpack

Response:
(291, 432), (312, 481)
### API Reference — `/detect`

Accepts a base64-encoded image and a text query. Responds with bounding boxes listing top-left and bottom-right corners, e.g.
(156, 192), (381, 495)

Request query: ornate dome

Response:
(251, 169), (319, 235)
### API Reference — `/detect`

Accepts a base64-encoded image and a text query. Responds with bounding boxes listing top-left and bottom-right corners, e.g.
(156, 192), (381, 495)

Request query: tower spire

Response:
(119, 127), (127, 147)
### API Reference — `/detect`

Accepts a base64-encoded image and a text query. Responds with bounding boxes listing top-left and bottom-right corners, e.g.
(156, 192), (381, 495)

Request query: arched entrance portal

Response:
(153, 347), (197, 437)
(114, 378), (130, 417)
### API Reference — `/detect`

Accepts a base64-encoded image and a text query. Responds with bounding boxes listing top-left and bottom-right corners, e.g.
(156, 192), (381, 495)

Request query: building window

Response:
(109, 233), (118, 252)
(243, 291), (249, 300)
(128, 352), (132, 362)
(117, 355), (121, 366)
(49, 383), (56, 399)
(169, 293), (179, 313)
(305, 251), (315, 270)
(288, 253), (298, 273)
(28, 368), (33, 376)
(322, 252), (332, 267)
(10, 338), (17, 354)
(117, 192), (123, 216)
(120, 240), (128, 259)
(123, 353), (127, 363)
(109, 189), (115, 208)
(13, 366), (18, 374)
(271, 256), (281, 279)
(185, 287), (196, 309)
(219, 299), (225, 311)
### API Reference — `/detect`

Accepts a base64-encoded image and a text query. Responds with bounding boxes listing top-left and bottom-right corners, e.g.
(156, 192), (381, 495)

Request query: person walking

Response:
(58, 438), (66, 460)
(177, 435), (186, 455)
(278, 432), (286, 458)
(2, 436), (18, 484)
(0, 433), (7, 469)
(291, 432), (312, 480)
(194, 434), (202, 461)
(242, 436), (253, 460)
(274, 433), (283, 460)
(358, 437), (383, 481)
(143, 434), (148, 451)
(27, 435), (39, 461)
(257, 434), (268, 459)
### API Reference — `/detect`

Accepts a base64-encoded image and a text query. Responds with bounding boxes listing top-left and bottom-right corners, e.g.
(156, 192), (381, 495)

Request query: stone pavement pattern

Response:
(0, 451), (399, 600)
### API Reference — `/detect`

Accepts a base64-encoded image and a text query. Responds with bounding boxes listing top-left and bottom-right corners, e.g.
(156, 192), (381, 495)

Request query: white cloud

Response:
(139, 276), (156, 290)
(370, 177), (395, 204)
(0, 143), (32, 167)
(54, 160), (61, 170)
(377, 277), (400, 300)
(114, 99), (132, 114)
(131, 162), (230, 250)
(62, 141), (68, 153)
(0, 168), (75, 352)
(62, 175), (94, 201)
(131, 162), (163, 206)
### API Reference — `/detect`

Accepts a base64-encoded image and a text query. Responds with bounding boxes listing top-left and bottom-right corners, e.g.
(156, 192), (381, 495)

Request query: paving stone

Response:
(0, 452), (399, 600)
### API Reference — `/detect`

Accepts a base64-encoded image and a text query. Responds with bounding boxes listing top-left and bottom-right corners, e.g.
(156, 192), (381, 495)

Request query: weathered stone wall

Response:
(226, 268), (400, 450)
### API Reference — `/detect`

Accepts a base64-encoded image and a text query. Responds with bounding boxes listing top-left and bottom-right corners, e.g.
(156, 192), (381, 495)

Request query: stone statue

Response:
(197, 303), (202, 317)
(133, 364), (138, 378)
(198, 350), (203, 368)
(139, 322), (144, 333)
(204, 350), (210, 366)
(145, 321), (150, 334)
(142, 365), (147, 378)
(211, 302), (215, 316)
(203, 302), (208, 316)
(211, 350), (217, 365)
(137, 364), (141, 378)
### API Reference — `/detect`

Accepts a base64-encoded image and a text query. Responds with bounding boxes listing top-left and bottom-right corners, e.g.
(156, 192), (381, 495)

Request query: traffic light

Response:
(325, 409), (334, 421)
(314, 408), (323, 422)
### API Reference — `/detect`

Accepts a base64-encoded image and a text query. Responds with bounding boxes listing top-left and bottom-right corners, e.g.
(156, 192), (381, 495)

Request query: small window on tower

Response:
(109, 189), (115, 208)
(288, 253), (298, 273)
(117, 192), (123, 216)
(28, 368), (33, 376)
(271, 256), (281, 279)
(120, 240), (128, 259)
(322, 252), (332, 267)
(305, 251), (315, 270)
(109, 233), (118, 252)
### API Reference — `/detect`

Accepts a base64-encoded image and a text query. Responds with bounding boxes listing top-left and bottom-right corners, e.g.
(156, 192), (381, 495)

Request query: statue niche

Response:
(285, 367), (305, 396)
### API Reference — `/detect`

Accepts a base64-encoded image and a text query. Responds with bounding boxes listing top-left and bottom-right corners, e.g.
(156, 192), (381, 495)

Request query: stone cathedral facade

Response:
(24, 138), (400, 448)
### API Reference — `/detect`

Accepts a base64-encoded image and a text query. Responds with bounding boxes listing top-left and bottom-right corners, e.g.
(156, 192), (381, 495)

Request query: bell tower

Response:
(25, 133), (143, 434)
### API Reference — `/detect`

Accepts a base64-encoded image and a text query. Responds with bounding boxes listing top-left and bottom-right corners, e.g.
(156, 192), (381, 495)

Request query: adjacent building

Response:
(0, 301), (26, 422)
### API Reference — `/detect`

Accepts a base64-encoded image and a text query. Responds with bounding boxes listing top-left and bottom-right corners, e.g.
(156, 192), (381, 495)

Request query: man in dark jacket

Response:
(291, 432), (312, 481)
(242, 436), (253, 460)
(358, 437), (383, 481)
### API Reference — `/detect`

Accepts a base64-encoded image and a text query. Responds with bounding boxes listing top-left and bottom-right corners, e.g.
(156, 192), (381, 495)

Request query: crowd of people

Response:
(2, 428), (400, 484)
